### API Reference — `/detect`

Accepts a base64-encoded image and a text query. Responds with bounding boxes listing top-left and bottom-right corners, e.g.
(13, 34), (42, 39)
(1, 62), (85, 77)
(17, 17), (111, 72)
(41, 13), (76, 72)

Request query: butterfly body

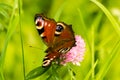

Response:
(35, 14), (75, 67)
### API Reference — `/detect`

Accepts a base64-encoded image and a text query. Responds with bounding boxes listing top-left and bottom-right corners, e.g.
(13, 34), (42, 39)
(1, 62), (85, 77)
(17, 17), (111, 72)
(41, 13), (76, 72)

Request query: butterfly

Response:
(34, 14), (75, 67)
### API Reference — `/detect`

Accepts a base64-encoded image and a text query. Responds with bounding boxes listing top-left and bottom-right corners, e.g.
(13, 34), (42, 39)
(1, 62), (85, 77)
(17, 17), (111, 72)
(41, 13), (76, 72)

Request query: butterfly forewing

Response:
(35, 14), (56, 46)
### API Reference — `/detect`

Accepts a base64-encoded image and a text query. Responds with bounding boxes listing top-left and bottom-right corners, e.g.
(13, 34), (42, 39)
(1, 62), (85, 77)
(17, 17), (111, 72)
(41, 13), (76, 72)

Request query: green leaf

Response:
(25, 66), (50, 80)
(46, 75), (60, 80)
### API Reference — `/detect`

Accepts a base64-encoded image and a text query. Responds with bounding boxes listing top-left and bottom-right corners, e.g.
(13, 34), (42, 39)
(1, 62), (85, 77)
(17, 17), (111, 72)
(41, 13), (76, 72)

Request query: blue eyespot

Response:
(56, 25), (64, 32)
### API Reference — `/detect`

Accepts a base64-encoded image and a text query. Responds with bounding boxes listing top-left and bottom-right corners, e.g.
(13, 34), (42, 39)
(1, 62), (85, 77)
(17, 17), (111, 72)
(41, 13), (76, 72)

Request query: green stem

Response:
(67, 65), (76, 80)
(0, 0), (17, 79)
(91, 25), (95, 80)
(84, 60), (98, 80)
(18, 0), (26, 79)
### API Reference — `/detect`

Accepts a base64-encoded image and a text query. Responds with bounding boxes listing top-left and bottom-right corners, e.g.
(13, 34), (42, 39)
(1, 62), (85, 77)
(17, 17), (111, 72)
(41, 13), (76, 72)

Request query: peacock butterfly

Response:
(34, 14), (75, 67)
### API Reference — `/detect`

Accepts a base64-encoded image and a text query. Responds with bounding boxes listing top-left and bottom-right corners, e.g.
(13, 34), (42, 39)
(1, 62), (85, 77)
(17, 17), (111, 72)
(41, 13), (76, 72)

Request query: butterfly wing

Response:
(35, 14), (56, 46)
(53, 22), (75, 48)
(42, 22), (75, 67)
(34, 14), (75, 67)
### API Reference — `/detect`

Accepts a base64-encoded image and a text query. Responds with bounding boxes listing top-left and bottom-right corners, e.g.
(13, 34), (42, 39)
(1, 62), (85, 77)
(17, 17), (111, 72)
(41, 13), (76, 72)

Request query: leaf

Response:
(25, 66), (50, 80)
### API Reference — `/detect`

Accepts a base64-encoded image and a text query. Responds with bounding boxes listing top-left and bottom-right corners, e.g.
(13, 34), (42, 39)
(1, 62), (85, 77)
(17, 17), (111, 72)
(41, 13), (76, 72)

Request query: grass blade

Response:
(0, 3), (12, 19)
(91, 25), (95, 79)
(54, 0), (67, 21)
(96, 39), (120, 80)
(90, 0), (120, 37)
(77, 9), (91, 50)
(18, 0), (26, 79)
(0, 0), (19, 79)
(84, 60), (98, 80)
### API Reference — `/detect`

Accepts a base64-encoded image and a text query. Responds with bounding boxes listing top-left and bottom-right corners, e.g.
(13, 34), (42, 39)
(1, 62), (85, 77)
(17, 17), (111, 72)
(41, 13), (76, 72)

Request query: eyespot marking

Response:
(50, 58), (53, 61)
(42, 60), (51, 67)
(35, 16), (44, 30)
(53, 56), (56, 58)
(56, 24), (64, 32)
(58, 47), (70, 54)
(55, 23), (66, 36)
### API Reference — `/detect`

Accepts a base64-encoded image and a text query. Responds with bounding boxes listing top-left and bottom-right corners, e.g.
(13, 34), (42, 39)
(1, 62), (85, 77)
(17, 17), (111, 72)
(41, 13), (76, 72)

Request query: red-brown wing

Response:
(42, 51), (60, 67)
(42, 22), (75, 67)
(35, 14), (56, 47)
(35, 14), (75, 67)
(53, 22), (75, 48)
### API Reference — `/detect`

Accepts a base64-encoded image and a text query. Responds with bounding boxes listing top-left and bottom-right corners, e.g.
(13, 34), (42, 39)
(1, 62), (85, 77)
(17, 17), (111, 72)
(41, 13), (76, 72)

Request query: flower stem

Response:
(67, 65), (76, 80)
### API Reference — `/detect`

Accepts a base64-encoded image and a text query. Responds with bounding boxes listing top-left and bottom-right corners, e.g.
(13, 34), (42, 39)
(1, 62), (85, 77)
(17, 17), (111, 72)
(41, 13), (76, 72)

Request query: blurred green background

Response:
(0, 0), (120, 80)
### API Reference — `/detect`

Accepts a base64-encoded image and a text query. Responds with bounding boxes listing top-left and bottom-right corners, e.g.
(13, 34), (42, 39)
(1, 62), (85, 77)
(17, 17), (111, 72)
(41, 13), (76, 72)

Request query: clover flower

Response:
(60, 35), (86, 66)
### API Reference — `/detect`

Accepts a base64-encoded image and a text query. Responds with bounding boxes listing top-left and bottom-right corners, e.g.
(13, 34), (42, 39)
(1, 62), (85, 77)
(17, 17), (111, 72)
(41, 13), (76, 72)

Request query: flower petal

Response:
(60, 35), (86, 66)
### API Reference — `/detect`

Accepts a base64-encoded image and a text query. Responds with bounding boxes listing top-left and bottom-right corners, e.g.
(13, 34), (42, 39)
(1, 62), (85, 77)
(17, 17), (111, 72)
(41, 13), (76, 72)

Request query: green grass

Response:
(0, 0), (120, 80)
(18, 0), (26, 79)
(0, 1), (19, 80)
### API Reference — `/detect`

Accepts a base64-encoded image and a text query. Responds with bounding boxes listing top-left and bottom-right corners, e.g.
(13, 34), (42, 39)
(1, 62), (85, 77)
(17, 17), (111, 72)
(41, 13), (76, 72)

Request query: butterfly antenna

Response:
(29, 45), (44, 50)
(25, 43), (44, 50)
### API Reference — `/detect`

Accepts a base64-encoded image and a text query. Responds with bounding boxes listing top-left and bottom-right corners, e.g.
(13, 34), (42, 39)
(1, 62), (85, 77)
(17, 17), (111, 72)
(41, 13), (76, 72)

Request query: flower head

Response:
(60, 35), (85, 66)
